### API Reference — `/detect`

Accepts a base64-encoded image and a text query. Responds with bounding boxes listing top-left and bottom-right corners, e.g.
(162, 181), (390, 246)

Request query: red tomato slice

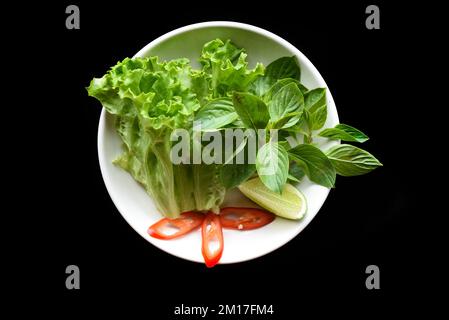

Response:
(147, 212), (205, 240)
(201, 212), (224, 268)
(219, 207), (275, 230)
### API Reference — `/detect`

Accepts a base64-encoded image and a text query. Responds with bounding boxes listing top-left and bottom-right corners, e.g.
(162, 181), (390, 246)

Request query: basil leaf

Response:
(272, 110), (302, 129)
(301, 109), (313, 142)
(265, 56), (301, 82)
(283, 114), (302, 129)
(249, 57), (301, 96)
(224, 117), (245, 128)
(288, 144), (336, 188)
(297, 83), (309, 94)
(309, 103), (327, 130)
(287, 174), (300, 182)
(232, 92), (270, 129)
(325, 144), (382, 176)
(264, 78), (308, 102)
(319, 124), (369, 142)
(304, 88), (326, 113)
(194, 98), (238, 130)
(288, 161), (306, 182)
(268, 82), (304, 122)
(302, 96), (327, 131)
(256, 142), (289, 194)
(278, 130), (303, 149)
(273, 111), (302, 129)
(249, 77), (272, 98)
(278, 142), (290, 152)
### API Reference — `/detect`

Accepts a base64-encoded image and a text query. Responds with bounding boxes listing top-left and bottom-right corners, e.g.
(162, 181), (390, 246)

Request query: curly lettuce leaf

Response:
(88, 56), (226, 217)
(200, 39), (264, 97)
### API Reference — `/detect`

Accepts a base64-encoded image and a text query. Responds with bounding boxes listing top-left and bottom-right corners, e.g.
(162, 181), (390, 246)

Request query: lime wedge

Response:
(238, 177), (307, 220)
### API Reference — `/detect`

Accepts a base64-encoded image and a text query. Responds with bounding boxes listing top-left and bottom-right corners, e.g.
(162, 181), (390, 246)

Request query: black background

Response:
(12, 0), (436, 317)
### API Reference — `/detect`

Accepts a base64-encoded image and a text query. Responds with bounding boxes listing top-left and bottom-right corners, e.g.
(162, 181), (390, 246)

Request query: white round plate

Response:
(98, 21), (339, 264)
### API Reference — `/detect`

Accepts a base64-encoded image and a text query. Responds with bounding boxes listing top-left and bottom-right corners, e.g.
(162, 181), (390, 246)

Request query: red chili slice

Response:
(219, 207), (275, 230)
(201, 212), (224, 268)
(147, 212), (205, 240)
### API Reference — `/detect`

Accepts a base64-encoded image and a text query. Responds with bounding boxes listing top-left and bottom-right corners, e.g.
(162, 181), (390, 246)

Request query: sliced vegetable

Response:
(201, 213), (224, 268)
(219, 207), (275, 230)
(147, 212), (205, 240)
(238, 178), (307, 220)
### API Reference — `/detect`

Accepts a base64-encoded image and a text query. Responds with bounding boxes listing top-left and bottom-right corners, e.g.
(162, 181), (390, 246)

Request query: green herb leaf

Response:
(265, 57), (301, 82)
(272, 111), (303, 129)
(301, 109), (314, 143)
(302, 88), (327, 131)
(288, 161), (306, 182)
(194, 98), (238, 130)
(264, 78), (308, 102)
(232, 92), (270, 129)
(325, 144), (382, 176)
(319, 124), (369, 142)
(288, 144), (336, 188)
(268, 82), (304, 123)
(304, 88), (326, 113)
(224, 118), (245, 128)
(309, 103), (327, 130)
(250, 57), (301, 96)
(256, 142), (289, 194)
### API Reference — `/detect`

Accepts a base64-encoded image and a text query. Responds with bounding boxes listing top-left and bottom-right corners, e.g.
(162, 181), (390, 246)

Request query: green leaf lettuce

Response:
(88, 56), (225, 217)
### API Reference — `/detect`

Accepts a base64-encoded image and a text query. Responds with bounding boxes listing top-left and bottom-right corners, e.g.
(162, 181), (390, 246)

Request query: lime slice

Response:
(238, 177), (307, 220)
